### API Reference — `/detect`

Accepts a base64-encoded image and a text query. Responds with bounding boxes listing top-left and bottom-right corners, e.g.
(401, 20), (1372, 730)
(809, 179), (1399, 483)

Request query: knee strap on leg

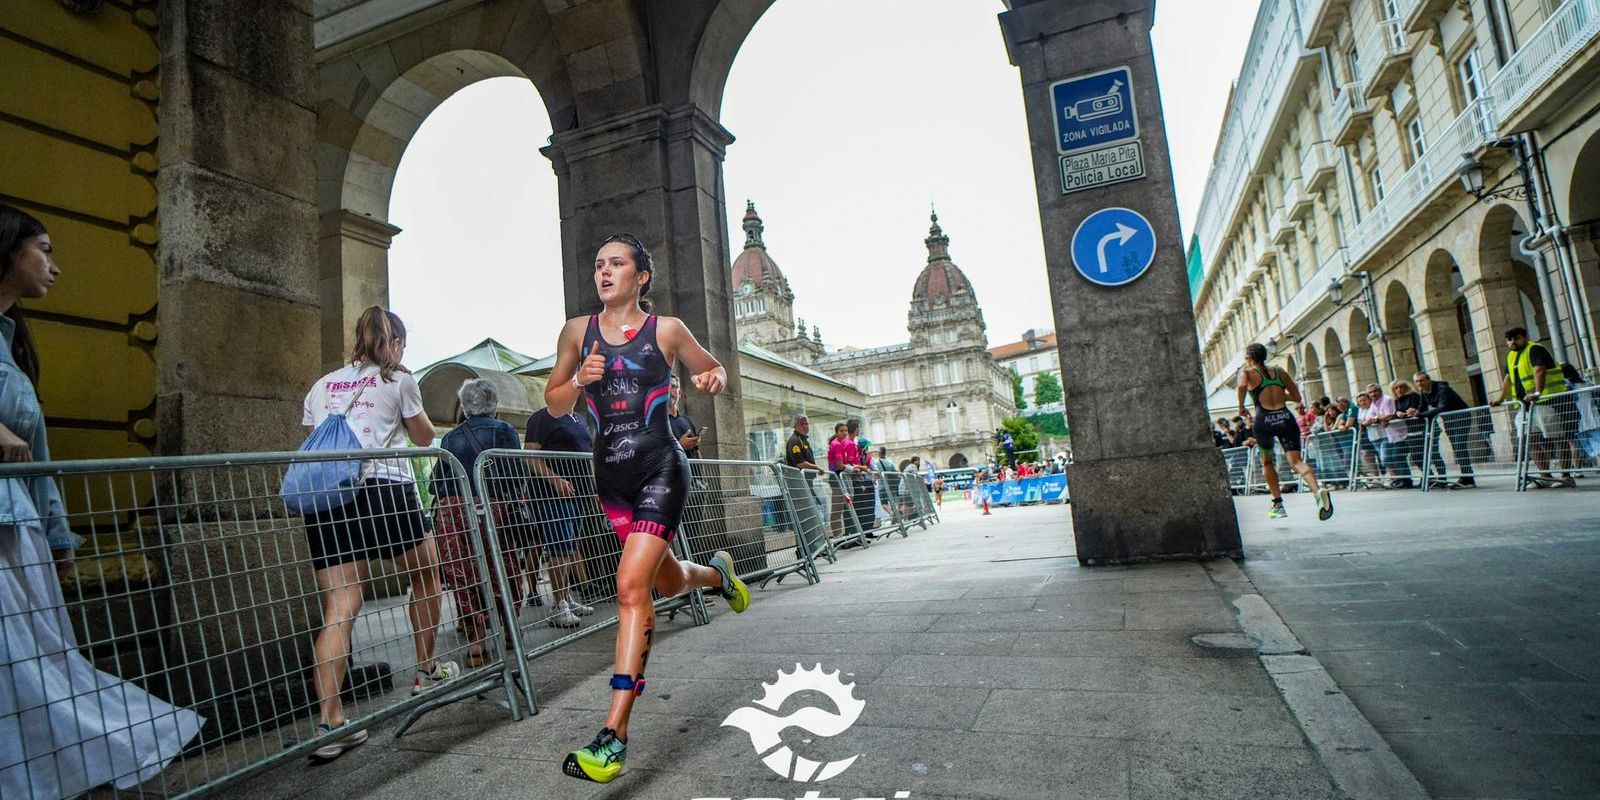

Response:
(610, 673), (646, 696)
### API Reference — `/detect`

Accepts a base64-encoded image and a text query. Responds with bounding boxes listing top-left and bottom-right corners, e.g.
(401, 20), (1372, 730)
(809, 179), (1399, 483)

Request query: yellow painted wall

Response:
(0, 0), (159, 463)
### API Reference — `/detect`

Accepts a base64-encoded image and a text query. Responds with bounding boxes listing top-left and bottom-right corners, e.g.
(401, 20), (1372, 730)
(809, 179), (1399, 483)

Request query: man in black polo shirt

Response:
(785, 415), (818, 471)
(783, 415), (827, 557)
(1416, 371), (1478, 487)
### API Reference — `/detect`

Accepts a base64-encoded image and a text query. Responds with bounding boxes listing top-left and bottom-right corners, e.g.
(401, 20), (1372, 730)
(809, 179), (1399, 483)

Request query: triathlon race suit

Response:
(1249, 366), (1302, 454)
(581, 314), (690, 543)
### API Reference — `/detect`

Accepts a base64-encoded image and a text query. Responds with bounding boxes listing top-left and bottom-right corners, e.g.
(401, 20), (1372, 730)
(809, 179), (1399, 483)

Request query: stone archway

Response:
(316, 47), (564, 367)
(1561, 128), (1600, 370)
(1415, 249), (1477, 399)
(1383, 279), (1422, 382)
(1301, 342), (1324, 401)
(1470, 203), (1555, 394)
(1322, 327), (1348, 400)
(313, 0), (776, 458)
(949, 453), (969, 469)
(1345, 307), (1381, 392)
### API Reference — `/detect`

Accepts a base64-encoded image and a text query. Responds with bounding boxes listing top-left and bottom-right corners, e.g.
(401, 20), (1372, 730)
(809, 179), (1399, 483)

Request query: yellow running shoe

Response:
(710, 550), (750, 613)
(563, 727), (626, 783)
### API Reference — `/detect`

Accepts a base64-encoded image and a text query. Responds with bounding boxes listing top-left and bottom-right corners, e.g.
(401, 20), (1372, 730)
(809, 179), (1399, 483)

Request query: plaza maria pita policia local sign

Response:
(1051, 65), (1146, 196)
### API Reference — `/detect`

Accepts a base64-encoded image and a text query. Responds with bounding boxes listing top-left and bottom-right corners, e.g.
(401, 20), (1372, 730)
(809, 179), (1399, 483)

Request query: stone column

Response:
(1461, 276), (1523, 394)
(1385, 326), (1420, 383)
(318, 210), (400, 370)
(1413, 305), (1471, 390)
(1001, 0), (1240, 563)
(156, 0), (320, 738)
(542, 105), (747, 460)
(1344, 345), (1379, 394)
(159, 0), (321, 454)
(1560, 222), (1600, 373)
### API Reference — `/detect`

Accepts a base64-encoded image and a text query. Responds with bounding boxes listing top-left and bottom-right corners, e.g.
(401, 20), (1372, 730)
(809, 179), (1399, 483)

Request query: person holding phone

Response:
(667, 374), (702, 459)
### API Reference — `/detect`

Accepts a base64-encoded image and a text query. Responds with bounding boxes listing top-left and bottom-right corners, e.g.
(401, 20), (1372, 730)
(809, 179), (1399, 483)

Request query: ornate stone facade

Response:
(733, 207), (1015, 469)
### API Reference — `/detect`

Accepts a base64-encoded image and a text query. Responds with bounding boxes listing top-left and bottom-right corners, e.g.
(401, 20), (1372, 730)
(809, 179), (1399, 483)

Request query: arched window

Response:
(944, 400), (960, 435)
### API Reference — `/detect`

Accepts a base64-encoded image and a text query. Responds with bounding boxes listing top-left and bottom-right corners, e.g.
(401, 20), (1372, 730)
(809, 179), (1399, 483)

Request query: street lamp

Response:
(1325, 272), (1396, 384)
(1457, 152), (1529, 204)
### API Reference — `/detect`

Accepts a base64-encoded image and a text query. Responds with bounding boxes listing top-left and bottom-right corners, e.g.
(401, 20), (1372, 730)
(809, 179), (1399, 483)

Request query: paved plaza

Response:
(221, 484), (1600, 800)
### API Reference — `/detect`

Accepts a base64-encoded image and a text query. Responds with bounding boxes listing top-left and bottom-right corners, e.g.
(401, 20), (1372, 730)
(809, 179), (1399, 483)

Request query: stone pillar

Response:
(159, 0), (321, 455)
(156, 0), (321, 738)
(1385, 325), (1420, 383)
(1344, 345), (1379, 394)
(1413, 306), (1471, 389)
(1001, 0), (1240, 564)
(318, 210), (400, 370)
(542, 105), (747, 460)
(1321, 355), (1351, 399)
(1559, 223), (1600, 374)
(1461, 276), (1523, 395)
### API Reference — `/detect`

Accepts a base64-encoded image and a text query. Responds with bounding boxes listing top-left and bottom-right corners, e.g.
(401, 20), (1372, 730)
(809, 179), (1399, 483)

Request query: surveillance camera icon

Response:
(1063, 80), (1125, 123)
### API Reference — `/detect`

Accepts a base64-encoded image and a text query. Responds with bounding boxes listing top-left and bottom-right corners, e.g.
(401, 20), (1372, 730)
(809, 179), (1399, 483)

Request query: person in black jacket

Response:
(1416, 372), (1479, 487)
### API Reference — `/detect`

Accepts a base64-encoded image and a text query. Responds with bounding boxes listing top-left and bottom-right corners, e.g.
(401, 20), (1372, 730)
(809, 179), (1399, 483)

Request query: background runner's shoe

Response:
(1317, 487), (1334, 521)
(308, 722), (367, 763)
(1268, 504), (1288, 519)
(564, 727), (626, 782)
(412, 660), (459, 695)
(709, 550), (750, 613)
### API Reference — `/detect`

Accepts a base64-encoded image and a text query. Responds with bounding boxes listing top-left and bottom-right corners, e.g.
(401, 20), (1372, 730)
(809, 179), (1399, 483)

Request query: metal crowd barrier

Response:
(1423, 389), (1600, 491)
(0, 447), (945, 798)
(1221, 446), (1252, 493)
(0, 448), (516, 800)
(1304, 429), (1354, 490)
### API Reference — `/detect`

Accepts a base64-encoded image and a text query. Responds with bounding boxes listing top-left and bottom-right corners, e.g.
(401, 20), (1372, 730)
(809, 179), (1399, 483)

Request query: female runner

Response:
(544, 234), (750, 783)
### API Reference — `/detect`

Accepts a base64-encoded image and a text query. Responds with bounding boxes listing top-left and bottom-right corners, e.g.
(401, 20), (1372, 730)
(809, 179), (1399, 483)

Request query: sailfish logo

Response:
(720, 663), (865, 783)
(609, 355), (644, 372)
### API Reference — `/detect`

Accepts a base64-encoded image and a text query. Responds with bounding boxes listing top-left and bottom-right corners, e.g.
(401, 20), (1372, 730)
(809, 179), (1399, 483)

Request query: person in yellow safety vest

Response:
(1490, 326), (1574, 488)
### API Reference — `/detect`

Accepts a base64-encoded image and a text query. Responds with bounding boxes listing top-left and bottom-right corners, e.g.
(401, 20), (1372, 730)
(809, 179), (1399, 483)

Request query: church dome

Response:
(732, 201), (785, 286)
(911, 211), (975, 310)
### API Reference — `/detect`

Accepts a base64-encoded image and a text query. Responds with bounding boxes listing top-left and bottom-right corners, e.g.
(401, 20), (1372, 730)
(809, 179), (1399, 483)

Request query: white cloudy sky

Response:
(389, 0), (1258, 368)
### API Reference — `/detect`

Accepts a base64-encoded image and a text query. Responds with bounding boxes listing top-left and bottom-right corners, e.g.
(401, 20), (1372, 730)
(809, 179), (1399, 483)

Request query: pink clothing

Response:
(1363, 394), (1406, 443)
(827, 438), (860, 472)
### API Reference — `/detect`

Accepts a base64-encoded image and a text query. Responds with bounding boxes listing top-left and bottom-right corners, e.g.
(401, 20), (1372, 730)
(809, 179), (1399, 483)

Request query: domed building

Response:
(732, 202), (824, 363)
(735, 207), (1015, 470)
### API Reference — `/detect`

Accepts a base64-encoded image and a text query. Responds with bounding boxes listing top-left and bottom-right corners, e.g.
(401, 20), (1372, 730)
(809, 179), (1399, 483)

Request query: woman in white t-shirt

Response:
(297, 306), (454, 763)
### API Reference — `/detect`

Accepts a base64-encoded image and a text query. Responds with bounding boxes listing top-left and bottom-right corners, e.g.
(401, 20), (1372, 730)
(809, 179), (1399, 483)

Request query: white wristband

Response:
(572, 375), (582, 390)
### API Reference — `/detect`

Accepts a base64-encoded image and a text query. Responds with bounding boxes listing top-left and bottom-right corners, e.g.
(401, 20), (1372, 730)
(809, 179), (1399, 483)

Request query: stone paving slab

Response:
(222, 501), (1341, 800)
(1239, 484), (1600, 800)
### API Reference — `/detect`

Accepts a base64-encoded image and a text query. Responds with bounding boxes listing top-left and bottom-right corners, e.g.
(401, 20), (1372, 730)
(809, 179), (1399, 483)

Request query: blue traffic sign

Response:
(1070, 207), (1157, 287)
(1050, 66), (1139, 155)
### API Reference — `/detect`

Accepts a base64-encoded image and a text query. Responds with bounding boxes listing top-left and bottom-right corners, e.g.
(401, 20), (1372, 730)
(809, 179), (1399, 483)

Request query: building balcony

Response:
(1269, 208), (1296, 246)
(1329, 83), (1373, 146)
(1284, 178), (1315, 221)
(1487, 0), (1600, 132)
(1300, 140), (1338, 191)
(1359, 19), (1413, 102)
(1298, 0), (1348, 48)
(1277, 250), (1349, 333)
(1401, 0), (1452, 34)
(1344, 98), (1497, 271)
(1252, 239), (1279, 275)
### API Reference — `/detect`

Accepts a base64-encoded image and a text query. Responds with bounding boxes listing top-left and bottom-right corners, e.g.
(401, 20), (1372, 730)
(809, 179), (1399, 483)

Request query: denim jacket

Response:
(0, 314), (79, 551)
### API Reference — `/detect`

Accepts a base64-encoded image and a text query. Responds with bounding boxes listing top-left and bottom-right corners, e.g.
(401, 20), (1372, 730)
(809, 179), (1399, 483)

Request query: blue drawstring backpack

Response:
(282, 379), (372, 516)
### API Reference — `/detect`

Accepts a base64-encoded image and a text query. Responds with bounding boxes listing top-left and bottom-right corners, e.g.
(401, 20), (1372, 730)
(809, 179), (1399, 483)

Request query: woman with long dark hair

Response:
(0, 204), (204, 797)
(544, 234), (750, 783)
(299, 306), (455, 762)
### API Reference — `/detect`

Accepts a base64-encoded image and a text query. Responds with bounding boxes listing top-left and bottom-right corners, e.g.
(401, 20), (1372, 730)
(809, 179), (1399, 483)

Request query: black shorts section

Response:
(596, 446), (692, 535)
(1255, 408), (1303, 454)
(304, 478), (429, 572)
